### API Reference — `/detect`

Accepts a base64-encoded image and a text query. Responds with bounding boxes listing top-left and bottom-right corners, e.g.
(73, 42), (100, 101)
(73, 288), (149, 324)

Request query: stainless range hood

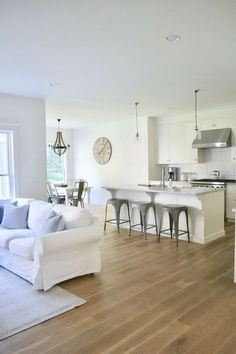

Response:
(192, 128), (231, 148)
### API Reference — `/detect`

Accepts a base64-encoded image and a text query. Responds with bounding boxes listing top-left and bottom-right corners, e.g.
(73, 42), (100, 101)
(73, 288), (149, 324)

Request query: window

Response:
(47, 147), (66, 182)
(0, 131), (14, 198)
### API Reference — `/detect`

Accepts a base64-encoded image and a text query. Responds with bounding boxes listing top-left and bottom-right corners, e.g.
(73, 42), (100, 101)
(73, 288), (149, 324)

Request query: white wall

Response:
(72, 117), (149, 204)
(0, 93), (47, 199)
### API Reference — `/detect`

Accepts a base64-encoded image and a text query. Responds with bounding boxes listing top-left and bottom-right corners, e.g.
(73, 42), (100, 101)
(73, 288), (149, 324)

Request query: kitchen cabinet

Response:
(157, 123), (169, 163)
(230, 117), (236, 146)
(199, 118), (231, 131)
(157, 122), (185, 164)
(184, 121), (198, 163)
(226, 183), (236, 221)
(231, 147), (236, 164)
(157, 121), (198, 164)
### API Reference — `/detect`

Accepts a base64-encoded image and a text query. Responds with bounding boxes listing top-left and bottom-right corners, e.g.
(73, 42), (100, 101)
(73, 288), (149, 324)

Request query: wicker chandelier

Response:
(48, 119), (70, 156)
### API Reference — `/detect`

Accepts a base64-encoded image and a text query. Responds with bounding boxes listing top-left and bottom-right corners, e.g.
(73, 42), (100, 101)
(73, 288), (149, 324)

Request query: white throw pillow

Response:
(1, 204), (29, 229)
(27, 200), (54, 233)
(53, 205), (92, 229)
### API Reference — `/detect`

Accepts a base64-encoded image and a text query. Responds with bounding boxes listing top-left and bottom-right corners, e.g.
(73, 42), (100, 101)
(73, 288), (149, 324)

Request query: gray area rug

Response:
(0, 267), (86, 340)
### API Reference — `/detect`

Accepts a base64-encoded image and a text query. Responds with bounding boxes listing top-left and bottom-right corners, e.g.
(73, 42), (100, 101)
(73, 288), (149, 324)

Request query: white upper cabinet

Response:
(198, 118), (231, 131)
(156, 117), (234, 165)
(184, 121), (198, 163)
(168, 122), (185, 163)
(157, 121), (197, 164)
(157, 124), (169, 163)
(230, 117), (236, 146)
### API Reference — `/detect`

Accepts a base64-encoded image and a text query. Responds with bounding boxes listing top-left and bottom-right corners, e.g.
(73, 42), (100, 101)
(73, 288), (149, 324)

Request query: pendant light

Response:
(135, 102), (140, 141)
(194, 89), (201, 140)
(48, 119), (70, 156)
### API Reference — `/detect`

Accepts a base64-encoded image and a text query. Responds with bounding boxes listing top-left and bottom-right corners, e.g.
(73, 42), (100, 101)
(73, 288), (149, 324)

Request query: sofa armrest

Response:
(34, 217), (103, 257)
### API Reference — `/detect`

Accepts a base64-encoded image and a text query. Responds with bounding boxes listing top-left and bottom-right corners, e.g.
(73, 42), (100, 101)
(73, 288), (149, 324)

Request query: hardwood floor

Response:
(0, 205), (236, 354)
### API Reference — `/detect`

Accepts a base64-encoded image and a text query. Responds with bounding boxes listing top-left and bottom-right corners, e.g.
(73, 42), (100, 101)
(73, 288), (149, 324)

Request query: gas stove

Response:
(191, 179), (226, 188)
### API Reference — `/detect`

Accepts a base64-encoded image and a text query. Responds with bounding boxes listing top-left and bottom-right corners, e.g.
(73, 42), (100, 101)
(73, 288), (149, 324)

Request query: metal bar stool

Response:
(104, 198), (131, 234)
(129, 201), (158, 239)
(158, 204), (190, 247)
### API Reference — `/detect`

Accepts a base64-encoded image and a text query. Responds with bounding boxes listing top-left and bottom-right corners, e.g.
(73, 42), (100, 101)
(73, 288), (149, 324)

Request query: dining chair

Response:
(47, 181), (66, 204)
(66, 178), (76, 188)
(68, 179), (88, 207)
(47, 182), (52, 203)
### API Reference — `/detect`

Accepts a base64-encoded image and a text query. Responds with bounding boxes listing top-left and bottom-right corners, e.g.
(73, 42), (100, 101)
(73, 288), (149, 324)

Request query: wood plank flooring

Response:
(0, 205), (236, 354)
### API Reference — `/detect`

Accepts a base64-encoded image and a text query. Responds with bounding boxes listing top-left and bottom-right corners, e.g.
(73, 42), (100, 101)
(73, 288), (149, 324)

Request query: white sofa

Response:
(0, 199), (102, 290)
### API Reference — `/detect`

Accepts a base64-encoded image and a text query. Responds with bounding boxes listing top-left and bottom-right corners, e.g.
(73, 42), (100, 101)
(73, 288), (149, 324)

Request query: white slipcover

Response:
(9, 237), (35, 261)
(0, 199), (103, 290)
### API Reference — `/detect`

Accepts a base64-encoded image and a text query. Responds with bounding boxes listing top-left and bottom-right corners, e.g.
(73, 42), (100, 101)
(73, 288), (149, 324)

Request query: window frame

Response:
(0, 128), (16, 199)
(47, 146), (67, 183)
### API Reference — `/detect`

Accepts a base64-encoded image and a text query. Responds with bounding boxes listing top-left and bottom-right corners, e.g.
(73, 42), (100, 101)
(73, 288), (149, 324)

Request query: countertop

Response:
(103, 184), (224, 195)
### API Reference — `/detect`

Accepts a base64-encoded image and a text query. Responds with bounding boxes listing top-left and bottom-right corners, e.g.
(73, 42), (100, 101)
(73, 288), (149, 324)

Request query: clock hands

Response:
(98, 143), (108, 155)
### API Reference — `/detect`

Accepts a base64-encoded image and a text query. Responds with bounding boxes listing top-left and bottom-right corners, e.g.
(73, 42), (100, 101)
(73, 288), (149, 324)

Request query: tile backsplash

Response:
(172, 147), (236, 180)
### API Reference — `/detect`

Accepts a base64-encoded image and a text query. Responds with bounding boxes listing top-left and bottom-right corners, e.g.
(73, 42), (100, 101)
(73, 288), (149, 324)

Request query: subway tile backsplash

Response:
(172, 148), (236, 180)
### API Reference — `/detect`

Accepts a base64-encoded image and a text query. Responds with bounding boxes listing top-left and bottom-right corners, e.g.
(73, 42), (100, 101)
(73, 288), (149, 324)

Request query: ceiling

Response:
(0, 0), (236, 127)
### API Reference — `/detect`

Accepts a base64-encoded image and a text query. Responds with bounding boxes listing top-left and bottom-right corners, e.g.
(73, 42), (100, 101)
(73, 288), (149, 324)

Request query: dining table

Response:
(55, 184), (93, 207)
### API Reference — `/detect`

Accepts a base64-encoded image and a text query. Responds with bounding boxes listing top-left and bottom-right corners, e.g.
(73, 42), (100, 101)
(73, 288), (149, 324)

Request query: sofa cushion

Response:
(35, 210), (64, 236)
(0, 200), (17, 223)
(27, 200), (54, 233)
(0, 228), (34, 249)
(9, 237), (35, 261)
(1, 204), (29, 229)
(53, 205), (92, 229)
(16, 198), (34, 206)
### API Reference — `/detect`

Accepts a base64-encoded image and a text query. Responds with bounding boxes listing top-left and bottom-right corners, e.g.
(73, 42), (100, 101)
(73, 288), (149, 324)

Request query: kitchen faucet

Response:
(160, 166), (166, 188)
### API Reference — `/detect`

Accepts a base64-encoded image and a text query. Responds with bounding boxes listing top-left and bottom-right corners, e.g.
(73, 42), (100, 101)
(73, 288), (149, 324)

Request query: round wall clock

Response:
(93, 137), (112, 164)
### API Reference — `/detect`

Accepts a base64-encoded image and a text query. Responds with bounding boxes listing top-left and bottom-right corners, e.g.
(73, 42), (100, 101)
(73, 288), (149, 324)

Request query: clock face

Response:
(93, 137), (112, 164)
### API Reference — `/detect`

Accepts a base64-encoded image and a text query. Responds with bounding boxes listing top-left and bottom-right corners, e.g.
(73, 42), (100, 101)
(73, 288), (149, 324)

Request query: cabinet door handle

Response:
(212, 124), (216, 127)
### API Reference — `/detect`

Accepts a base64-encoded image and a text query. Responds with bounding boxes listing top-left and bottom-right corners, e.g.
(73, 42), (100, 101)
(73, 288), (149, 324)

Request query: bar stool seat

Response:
(104, 198), (131, 234)
(129, 201), (158, 239)
(158, 204), (190, 247)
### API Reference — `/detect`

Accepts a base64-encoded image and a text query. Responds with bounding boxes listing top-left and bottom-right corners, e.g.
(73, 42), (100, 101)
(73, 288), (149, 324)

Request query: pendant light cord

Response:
(135, 102), (139, 139)
(194, 89), (199, 131)
(57, 118), (61, 131)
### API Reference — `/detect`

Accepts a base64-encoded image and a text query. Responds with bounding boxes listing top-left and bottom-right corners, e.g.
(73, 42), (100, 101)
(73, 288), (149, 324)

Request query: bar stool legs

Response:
(104, 198), (131, 234)
(129, 201), (158, 239)
(158, 204), (190, 247)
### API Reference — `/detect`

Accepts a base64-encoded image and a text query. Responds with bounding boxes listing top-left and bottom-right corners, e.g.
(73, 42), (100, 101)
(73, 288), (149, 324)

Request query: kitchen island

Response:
(103, 185), (225, 244)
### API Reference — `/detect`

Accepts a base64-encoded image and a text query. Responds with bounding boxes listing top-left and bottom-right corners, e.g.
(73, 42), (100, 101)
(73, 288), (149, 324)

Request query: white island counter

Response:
(103, 185), (225, 244)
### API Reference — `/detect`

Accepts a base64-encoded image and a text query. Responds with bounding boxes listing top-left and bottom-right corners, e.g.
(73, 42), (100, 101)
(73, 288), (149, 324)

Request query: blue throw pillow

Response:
(35, 210), (64, 236)
(1, 204), (29, 229)
(0, 200), (17, 223)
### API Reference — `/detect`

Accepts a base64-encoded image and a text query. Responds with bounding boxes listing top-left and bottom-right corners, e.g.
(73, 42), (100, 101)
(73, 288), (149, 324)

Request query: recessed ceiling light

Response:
(165, 35), (181, 42)
(49, 81), (59, 87)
